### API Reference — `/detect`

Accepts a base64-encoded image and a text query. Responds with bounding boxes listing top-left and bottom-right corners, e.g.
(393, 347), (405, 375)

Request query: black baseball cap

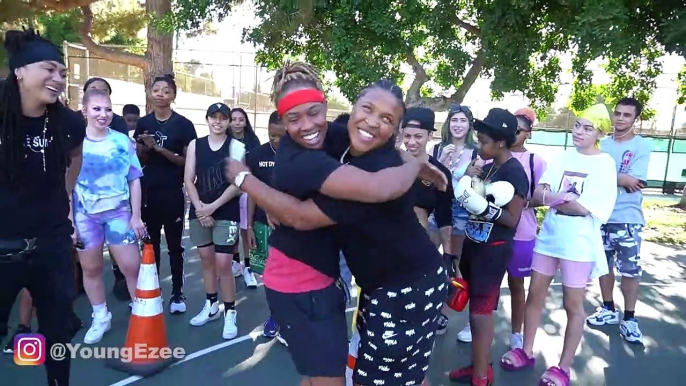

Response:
(206, 102), (231, 118)
(402, 107), (436, 131)
(473, 108), (518, 145)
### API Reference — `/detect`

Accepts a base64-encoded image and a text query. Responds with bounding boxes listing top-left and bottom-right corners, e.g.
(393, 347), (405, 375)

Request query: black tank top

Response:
(190, 136), (240, 221)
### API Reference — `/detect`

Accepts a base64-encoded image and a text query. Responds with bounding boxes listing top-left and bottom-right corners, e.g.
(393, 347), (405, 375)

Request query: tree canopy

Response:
(244, 0), (685, 118)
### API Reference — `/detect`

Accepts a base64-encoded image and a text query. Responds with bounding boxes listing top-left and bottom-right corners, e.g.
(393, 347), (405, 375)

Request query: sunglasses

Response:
(449, 104), (472, 115)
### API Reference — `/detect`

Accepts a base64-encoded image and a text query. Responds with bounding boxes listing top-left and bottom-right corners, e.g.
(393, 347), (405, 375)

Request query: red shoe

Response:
(449, 364), (493, 384)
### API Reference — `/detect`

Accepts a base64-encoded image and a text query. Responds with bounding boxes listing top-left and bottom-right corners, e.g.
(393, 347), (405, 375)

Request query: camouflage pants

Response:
(601, 223), (643, 278)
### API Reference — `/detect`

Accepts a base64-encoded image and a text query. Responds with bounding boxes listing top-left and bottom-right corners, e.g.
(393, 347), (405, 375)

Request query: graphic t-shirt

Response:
(0, 104), (86, 239)
(534, 149), (617, 278)
(246, 142), (277, 225)
(464, 158), (529, 244)
(74, 129), (143, 214)
(599, 136), (652, 225)
(511, 151), (547, 241)
(134, 111), (197, 190)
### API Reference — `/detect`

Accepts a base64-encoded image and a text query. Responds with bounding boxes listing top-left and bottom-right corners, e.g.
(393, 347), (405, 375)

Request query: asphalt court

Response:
(2, 225), (686, 385)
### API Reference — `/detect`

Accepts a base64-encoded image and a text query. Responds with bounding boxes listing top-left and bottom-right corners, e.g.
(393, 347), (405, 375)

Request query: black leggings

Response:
(142, 187), (186, 294)
(0, 235), (75, 386)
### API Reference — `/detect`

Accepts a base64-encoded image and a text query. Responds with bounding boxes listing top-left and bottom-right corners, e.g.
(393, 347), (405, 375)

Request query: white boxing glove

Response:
(455, 176), (504, 222)
(485, 181), (515, 207)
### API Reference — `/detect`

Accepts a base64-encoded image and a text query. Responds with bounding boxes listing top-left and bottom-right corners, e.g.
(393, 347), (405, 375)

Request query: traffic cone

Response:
(106, 242), (179, 376)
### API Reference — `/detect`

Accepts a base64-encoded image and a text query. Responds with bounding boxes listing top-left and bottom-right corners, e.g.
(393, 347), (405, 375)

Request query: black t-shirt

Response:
(246, 142), (276, 225)
(312, 140), (444, 290)
(267, 123), (348, 279)
(110, 113), (128, 135)
(464, 158), (528, 245)
(134, 111), (197, 190)
(189, 136), (240, 222)
(0, 104), (86, 239)
(410, 155), (454, 228)
(234, 131), (262, 153)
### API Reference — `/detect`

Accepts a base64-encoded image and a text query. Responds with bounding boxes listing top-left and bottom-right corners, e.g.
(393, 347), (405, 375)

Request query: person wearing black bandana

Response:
(0, 28), (86, 386)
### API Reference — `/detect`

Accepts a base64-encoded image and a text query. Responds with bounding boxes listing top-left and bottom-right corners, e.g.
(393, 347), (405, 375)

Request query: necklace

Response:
(483, 157), (512, 184)
(446, 144), (465, 171)
(40, 110), (49, 172)
(269, 142), (276, 154)
(340, 146), (351, 163)
(612, 128), (633, 140)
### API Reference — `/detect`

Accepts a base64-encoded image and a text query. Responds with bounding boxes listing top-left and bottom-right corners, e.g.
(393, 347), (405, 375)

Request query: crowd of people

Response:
(0, 28), (652, 386)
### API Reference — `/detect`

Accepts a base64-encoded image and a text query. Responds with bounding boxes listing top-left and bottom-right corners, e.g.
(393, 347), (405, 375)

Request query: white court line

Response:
(109, 306), (358, 386)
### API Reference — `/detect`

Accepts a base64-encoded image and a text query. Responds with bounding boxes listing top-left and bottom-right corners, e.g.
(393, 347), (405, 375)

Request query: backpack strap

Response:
(529, 153), (536, 198)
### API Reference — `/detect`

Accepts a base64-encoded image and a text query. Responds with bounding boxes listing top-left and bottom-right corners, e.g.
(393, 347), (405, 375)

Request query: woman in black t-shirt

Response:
(0, 28), (85, 386)
(227, 80), (448, 386)
(451, 108), (529, 386)
(184, 102), (243, 340)
(229, 107), (261, 286)
(225, 63), (445, 386)
(134, 74), (197, 314)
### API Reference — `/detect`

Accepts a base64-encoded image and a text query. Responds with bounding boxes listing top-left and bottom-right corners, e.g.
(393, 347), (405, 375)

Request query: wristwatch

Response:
(234, 171), (252, 188)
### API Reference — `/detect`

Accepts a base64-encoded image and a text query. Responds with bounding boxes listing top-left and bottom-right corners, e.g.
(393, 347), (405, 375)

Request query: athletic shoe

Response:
(170, 293), (187, 314)
(510, 332), (524, 350)
(620, 319), (644, 344)
(223, 310), (238, 340)
(436, 313), (449, 335)
(586, 306), (620, 326)
(190, 300), (221, 326)
(457, 323), (472, 343)
(243, 267), (258, 288)
(262, 316), (279, 338)
(3, 324), (31, 354)
(232, 261), (243, 278)
(84, 311), (112, 344)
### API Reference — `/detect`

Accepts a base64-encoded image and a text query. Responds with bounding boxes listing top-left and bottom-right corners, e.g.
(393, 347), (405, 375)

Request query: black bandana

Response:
(8, 40), (64, 71)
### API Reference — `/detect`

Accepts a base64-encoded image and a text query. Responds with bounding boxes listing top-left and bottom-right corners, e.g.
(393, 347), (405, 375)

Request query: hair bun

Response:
(164, 73), (175, 80)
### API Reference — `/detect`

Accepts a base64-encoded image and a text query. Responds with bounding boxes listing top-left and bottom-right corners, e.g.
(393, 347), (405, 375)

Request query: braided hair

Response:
(270, 61), (324, 105)
(0, 29), (69, 188)
(357, 79), (406, 126)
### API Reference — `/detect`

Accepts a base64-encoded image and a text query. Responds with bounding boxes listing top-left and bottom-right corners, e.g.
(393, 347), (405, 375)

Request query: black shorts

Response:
(353, 265), (447, 386)
(460, 240), (513, 305)
(265, 282), (348, 378)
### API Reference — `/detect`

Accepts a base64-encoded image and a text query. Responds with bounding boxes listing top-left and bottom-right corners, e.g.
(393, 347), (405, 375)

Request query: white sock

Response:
(92, 303), (107, 318)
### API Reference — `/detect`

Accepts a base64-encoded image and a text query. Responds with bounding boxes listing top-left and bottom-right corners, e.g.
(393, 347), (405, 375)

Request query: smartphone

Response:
(230, 139), (246, 162)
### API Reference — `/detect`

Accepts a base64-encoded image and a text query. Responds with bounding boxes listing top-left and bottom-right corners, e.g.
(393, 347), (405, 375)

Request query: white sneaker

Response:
(620, 319), (644, 344)
(84, 311), (112, 344)
(586, 307), (620, 326)
(457, 323), (472, 343)
(510, 332), (524, 349)
(190, 300), (221, 326)
(169, 293), (187, 314)
(243, 267), (257, 288)
(275, 333), (289, 347)
(232, 261), (243, 278)
(223, 309), (238, 340)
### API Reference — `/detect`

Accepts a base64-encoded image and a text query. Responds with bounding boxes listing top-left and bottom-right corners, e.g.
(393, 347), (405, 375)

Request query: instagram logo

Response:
(14, 334), (45, 366)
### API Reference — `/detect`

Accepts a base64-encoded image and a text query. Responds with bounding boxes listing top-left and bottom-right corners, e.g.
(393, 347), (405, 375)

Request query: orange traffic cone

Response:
(107, 242), (179, 376)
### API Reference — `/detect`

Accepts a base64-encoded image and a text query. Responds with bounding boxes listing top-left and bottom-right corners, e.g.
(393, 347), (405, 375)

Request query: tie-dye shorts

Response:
(74, 205), (137, 251)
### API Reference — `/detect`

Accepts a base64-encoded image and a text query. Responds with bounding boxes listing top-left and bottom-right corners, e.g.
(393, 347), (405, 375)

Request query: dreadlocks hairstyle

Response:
(0, 28), (69, 188)
(270, 61), (324, 105)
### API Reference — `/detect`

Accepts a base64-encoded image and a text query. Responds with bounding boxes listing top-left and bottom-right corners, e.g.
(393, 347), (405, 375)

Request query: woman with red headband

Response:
(227, 62), (443, 386)
(227, 79), (448, 386)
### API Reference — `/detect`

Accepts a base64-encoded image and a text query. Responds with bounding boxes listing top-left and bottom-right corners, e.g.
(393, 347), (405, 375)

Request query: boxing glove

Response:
(485, 181), (515, 207)
(472, 177), (486, 197)
(455, 175), (504, 222)
(447, 277), (469, 312)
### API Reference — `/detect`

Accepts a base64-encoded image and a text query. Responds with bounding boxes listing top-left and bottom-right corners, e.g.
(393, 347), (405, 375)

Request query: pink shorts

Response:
(531, 253), (593, 288)
(239, 193), (248, 230)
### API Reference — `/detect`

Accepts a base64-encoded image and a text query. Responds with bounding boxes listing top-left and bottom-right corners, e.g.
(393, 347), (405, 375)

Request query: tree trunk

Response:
(680, 187), (686, 209)
(144, 0), (174, 113)
(78, 1), (174, 113)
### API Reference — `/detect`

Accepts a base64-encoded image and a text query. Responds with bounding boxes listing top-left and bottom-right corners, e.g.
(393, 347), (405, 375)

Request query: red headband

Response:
(277, 89), (326, 117)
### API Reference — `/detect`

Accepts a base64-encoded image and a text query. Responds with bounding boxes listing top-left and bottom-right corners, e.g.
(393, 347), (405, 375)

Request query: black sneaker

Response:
(3, 324), (31, 354)
(169, 292), (186, 314)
